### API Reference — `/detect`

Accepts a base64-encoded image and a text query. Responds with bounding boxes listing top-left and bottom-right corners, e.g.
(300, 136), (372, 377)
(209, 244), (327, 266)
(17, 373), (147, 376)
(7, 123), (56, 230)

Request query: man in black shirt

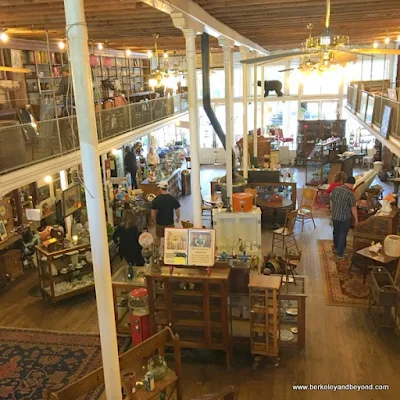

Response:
(124, 146), (138, 189)
(151, 181), (180, 241)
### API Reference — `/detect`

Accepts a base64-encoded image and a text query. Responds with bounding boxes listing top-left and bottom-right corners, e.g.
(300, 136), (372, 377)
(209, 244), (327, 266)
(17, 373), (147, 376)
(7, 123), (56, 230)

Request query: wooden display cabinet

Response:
(35, 242), (93, 303)
(280, 276), (307, 348)
(146, 266), (232, 367)
(249, 275), (281, 361)
(111, 265), (147, 334)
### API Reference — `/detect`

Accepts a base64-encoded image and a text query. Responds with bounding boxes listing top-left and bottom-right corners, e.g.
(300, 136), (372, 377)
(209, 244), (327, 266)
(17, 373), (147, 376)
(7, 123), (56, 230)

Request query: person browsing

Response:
(124, 146), (138, 189)
(330, 176), (358, 259)
(151, 181), (180, 240)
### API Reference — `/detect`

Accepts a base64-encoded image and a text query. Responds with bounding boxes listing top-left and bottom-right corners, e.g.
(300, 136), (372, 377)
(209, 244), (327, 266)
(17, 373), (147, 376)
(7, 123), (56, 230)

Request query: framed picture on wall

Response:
(61, 184), (82, 217)
(0, 221), (7, 241)
(351, 83), (359, 112)
(365, 96), (375, 125)
(38, 185), (51, 203)
(380, 105), (392, 139)
(357, 91), (368, 120)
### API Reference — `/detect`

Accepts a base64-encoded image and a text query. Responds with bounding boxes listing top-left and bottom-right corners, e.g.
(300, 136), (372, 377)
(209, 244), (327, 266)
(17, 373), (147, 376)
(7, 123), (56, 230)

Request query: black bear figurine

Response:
(257, 80), (283, 97)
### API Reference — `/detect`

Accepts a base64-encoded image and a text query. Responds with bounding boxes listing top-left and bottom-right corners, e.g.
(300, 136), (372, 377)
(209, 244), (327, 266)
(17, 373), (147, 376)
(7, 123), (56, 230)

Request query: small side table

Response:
(350, 247), (399, 284)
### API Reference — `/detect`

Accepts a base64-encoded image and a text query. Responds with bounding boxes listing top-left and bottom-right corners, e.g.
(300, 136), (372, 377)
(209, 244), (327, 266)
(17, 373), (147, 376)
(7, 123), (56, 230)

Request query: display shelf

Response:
(249, 275), (281, 359)
(213, 207), (262, 269)
(146, 266), (232, 367)
(35, 241), (93, 303)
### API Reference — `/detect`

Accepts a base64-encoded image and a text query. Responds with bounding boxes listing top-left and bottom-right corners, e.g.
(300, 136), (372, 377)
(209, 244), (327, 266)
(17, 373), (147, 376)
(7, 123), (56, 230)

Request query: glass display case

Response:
(212, 207), (262, 268)
(35, 241), (93, 303)
(112, 265), (147, 334)
(279, 275), (307, 348)
(306, 138), (342, 186)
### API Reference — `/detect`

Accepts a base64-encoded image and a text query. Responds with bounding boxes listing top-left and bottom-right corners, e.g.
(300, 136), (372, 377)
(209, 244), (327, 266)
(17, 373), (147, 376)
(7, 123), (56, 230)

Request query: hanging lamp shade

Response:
(89, 54), (98, 68)
(103, 57), (112, 69)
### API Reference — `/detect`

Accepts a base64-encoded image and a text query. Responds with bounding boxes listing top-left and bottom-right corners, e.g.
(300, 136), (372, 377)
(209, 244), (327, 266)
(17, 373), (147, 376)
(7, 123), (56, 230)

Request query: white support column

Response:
(253, 58), (258, 166)
(240, 46), (249, 178)
(260, 64), (265, 135)
(219, 37), (235, 201)
(63, 2), (122, 399)
(171, 12), (203, 228)
(338, 77), (344, 119)
(101, 154), (114, 226)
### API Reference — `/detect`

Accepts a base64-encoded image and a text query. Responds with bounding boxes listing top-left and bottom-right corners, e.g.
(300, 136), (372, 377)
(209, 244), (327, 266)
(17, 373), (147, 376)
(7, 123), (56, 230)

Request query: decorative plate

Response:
(280, 329), (294, 342)
(286, 308), (298, 316)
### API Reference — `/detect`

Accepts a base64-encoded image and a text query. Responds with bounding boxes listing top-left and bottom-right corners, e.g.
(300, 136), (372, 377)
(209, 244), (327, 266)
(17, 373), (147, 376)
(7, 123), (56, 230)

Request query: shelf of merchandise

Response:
(279, 275), (307, 348)
(297, 119), (346, 165)
(212, 207), (262, 270)
(146, 266), (232, 367)
(35, 241), (93, 303)
(306, 137), (343, 186)
(90, 54), (151, 102)
(22, 50), (68, 120)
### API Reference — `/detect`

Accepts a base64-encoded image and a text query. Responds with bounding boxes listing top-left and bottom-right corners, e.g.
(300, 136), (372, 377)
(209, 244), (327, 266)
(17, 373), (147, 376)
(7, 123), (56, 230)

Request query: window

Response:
(321, 101), (338, 120)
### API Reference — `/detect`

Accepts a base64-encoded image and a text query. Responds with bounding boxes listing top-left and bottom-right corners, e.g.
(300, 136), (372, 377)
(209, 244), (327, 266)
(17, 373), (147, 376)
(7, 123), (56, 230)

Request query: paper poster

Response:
(187, 229), (216, 267)
(164, 228), (216, 267)
(164, 228), (188, 265)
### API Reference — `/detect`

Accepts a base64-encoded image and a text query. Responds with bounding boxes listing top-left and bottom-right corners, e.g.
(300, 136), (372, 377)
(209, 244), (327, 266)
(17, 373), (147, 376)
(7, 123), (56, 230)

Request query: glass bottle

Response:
(127, 263), (134, 281)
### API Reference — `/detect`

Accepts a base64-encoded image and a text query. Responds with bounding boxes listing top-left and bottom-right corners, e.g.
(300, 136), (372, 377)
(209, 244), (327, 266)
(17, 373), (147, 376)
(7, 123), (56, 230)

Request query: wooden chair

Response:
(283, 250), (302, 286)
(272, 209), (299, 255)
(44, 327), (182, 400)
(296, 187), (317, 232)
(202, 195), (215, 225)
(244, 187), (257, 206)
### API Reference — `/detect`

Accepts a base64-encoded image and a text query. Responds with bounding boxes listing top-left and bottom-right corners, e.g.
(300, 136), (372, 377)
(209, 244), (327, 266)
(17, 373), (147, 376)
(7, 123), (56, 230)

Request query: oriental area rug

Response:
(0, 327), (131, 400)
(318, 239), (370, 307)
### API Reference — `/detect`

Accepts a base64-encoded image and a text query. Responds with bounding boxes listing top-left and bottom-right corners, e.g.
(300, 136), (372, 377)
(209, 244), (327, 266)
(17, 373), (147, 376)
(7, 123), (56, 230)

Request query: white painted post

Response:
(253, 59), (258, 166)
(63, 1), (122, 399)
(240, 46), (249, 178)
(260, 64), (265, 135)
(219, 37), (235, 201)
(183, 30), (202, 228)
(171, 12), (203, 228)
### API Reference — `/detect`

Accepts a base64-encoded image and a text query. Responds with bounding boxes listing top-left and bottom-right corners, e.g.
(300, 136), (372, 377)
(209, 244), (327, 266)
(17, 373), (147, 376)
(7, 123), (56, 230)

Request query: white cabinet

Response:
(213, 207), (262, 267)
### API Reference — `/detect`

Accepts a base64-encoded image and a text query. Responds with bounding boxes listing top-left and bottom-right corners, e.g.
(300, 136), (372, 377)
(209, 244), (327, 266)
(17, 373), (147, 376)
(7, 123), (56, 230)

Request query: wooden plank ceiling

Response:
(193, 0), (400, 50)
(1, 0), (399, 53)
(0, 0), (189, 53)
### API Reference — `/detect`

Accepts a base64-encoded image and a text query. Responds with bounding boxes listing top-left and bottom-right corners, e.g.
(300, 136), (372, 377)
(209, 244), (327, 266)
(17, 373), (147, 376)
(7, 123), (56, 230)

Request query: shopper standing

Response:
(330, 176), (358, 259)
(151, 181), (180, 240)
(124, 146), (138, 189)
(113, 209), (144, 266)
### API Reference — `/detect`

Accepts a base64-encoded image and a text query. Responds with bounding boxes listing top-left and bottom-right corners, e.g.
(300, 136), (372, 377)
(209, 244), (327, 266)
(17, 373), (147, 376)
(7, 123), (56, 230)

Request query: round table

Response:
(203, 194), (221, 205)
(256, 198), (293, 228)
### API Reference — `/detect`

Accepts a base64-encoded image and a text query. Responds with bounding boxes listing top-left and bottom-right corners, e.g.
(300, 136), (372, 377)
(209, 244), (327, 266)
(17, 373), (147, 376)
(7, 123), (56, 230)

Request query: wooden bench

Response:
(44, 327), (182, 400)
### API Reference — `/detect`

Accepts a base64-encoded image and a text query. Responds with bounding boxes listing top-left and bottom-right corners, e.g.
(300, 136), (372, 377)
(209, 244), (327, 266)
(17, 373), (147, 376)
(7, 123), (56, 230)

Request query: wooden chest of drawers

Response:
(0, 249), (23, 281)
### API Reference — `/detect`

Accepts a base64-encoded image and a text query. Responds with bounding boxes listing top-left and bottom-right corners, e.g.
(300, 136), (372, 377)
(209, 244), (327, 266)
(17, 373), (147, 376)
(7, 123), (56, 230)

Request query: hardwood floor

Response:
(1, 166), (399, 400)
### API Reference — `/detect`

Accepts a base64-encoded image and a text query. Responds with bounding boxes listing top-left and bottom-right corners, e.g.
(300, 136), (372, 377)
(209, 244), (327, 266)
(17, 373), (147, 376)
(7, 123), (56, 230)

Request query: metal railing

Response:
(346, 84), (400, 140)
(0, 94), (188, 175)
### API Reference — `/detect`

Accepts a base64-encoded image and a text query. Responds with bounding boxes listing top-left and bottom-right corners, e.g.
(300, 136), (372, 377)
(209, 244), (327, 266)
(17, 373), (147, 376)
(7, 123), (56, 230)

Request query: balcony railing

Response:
(0, 94), (188, 175)
(346, 83), (400, 141)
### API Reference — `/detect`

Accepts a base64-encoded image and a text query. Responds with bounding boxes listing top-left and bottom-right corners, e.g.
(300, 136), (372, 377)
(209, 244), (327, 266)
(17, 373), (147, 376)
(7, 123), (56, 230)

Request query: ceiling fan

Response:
(241, 0), (400, 68)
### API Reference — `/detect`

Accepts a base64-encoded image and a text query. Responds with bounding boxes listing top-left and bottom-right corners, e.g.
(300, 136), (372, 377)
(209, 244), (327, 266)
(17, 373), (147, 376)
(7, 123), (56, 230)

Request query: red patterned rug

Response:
(0, 327), (130, 399)
(318, 239), (370, 307)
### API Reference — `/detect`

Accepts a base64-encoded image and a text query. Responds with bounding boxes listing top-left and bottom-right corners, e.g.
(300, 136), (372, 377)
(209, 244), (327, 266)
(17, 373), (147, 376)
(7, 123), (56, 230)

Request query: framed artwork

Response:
(164, 228), (188, 266)
(357, 91), (368, 120)
(10, 50), (22, 68)
(38, 185), (51, 202)
(351, 83), (359, 112)
(387, 88), (397, 101)
(61, 184), (82, 217)
(0, 221), (7, 241)
(380, 105), (392, 139)
(365, 96), (375, 125)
